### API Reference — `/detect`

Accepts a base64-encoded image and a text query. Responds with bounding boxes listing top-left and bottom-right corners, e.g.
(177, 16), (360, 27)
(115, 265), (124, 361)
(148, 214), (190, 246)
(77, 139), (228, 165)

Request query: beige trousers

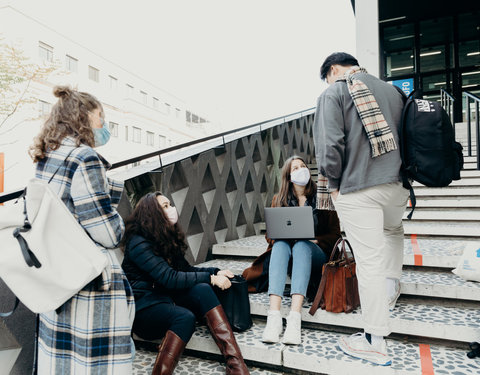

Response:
(333, 182), (409, 336)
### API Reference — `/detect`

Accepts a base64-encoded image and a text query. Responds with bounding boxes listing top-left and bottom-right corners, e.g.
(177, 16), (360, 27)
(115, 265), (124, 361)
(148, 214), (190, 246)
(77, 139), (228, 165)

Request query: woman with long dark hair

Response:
(243, 156), (341, 345)
(122, 192), (250, 375)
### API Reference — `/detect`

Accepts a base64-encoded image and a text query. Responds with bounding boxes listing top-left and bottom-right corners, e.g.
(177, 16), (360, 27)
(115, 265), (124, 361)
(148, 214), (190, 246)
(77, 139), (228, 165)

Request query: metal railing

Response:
(440, 88), (455, 133)
(0, 107), (315, 203)
(464, 91), (480, 170)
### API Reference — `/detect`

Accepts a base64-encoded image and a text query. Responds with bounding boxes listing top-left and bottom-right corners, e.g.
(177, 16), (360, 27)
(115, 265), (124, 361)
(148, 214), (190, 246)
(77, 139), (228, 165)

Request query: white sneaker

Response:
(262, 311), (283, 343)
(281, 311), (301, 345)
(388, 279), (401, 312)
(338, 332), (392, 366)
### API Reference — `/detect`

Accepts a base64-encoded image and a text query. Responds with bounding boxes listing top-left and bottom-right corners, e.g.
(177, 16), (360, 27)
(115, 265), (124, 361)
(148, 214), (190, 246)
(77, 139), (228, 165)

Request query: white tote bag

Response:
(0, 178), (108, 313)
(452, 241), (480, 282)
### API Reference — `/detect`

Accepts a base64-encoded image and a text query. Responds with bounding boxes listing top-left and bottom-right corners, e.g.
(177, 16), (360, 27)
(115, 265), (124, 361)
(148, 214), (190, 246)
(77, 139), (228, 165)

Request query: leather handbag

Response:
(309, 238), (360, 315)
(214, 275), (252, 332)
(0, 150), (108, 314)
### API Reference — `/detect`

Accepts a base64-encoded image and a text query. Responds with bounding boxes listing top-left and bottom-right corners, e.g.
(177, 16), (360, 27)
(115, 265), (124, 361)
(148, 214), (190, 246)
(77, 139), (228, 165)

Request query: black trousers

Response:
(133, 283), (220, 343)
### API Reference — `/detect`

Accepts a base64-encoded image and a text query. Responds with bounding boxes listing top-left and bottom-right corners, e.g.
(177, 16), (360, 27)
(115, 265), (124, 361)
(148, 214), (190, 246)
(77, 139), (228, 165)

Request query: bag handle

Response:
(0, 297), (19, 318)
(308, 265), (334, 316)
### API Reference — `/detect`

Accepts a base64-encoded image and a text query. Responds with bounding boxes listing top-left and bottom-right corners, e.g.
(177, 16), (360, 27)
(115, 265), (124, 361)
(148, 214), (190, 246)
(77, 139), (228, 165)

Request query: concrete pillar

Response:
(355, 0), (380, 77)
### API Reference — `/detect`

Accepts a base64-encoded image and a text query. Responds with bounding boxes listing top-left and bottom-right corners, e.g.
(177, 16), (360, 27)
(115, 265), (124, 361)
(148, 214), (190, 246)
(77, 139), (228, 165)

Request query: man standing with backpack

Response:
(312, 52), (409, 366)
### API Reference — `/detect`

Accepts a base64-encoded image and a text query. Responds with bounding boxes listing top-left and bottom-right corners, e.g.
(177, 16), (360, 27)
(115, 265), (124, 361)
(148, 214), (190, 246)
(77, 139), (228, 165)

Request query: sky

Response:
(11, 0), (356, 129)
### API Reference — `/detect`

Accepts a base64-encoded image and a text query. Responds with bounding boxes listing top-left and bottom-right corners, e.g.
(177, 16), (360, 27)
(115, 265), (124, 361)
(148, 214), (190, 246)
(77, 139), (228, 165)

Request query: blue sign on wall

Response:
(392, 78), (414, 96)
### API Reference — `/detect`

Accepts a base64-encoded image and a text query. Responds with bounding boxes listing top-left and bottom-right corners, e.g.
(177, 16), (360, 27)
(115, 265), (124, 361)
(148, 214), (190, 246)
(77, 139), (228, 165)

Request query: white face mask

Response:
(164, 206), (178, 225)
(290, 167), (310, 186)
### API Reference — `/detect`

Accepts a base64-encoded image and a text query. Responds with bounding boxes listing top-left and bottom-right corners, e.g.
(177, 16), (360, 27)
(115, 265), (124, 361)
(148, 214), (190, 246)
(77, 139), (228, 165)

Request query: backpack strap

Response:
(393, 85), (416, 220)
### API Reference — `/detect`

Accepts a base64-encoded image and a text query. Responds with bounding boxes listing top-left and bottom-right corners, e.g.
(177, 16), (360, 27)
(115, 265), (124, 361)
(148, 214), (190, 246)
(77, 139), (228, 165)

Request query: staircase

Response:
(133, 156), (480, 374)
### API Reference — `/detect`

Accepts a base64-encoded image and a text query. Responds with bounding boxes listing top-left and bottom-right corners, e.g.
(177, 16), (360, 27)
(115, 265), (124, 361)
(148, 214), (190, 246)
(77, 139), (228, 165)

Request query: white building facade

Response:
(0, 2), (213, 191)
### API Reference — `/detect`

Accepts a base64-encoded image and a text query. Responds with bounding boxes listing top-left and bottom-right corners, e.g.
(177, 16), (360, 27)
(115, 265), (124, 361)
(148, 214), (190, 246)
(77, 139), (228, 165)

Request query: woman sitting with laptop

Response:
(242, 156), (341, 345)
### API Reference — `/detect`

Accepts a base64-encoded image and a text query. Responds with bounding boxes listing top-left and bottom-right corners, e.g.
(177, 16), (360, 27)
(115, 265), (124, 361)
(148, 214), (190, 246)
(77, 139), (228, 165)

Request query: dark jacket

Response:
(122, 234), (219, 312)
(242, 193), (341, 295)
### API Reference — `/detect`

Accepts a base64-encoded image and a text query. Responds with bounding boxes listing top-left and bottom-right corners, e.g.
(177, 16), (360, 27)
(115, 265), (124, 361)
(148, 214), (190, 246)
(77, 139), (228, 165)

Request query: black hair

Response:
(320, 52), (359, 81)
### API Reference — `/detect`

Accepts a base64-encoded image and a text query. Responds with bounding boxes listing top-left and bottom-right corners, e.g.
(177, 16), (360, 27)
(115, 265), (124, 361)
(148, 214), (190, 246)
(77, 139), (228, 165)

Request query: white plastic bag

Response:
(452, 242), (480, 282)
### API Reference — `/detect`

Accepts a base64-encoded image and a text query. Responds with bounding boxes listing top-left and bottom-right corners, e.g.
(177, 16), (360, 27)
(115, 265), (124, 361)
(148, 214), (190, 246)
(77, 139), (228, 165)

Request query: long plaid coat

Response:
(35, 137), (135, 374)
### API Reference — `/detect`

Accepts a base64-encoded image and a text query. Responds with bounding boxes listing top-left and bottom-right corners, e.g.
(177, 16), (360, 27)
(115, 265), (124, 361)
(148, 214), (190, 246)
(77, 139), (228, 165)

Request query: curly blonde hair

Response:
(29, 86), (103, 162)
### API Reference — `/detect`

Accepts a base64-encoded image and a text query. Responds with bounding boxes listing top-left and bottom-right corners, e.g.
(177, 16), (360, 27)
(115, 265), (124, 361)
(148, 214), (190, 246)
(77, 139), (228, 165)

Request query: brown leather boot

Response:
(152, 330), (186, 375)
(205, 305), (250, 375)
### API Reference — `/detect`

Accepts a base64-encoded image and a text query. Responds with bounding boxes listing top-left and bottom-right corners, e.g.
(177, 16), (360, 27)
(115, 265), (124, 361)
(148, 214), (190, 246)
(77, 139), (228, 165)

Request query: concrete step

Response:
(198, 259), (480, 302)
(413, 187), (480, 197)
(135, 318), (480, 375)
(414, 198), (480, 208)
(413, 178), (480, 187)
(463, 162), (480, 170)
(248, 293), (480, 343)
(212, 236), (466, 268)
(403, 221), (480, 238)
(461, 170), (480, 178)
(402, 209), (480, 221)
(133, 350), (281, 375)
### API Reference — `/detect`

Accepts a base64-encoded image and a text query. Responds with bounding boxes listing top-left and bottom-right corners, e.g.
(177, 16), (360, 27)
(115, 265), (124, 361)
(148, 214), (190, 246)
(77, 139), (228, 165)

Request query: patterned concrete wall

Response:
(124, 114), (316, 264)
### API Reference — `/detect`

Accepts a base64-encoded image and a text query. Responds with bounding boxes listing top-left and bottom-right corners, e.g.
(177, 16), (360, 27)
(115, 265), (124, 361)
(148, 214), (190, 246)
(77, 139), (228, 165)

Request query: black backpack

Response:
(394, 87), (464, 219)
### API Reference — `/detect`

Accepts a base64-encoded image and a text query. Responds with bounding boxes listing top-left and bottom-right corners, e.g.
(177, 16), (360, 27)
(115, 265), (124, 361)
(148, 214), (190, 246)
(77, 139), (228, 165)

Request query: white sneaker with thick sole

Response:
(261, 311), (283, 343)
(388, 278), (401, 312)
(338, 332), (392, 366)
(281, 311), (301, 345)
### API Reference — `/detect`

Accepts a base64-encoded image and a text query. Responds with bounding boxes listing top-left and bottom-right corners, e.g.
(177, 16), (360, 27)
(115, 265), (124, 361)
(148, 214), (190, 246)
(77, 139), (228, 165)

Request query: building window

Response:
(133, 127), (141, 143)
(109, 75), (118, 89)
(186, 110), (191, 123)
(125, 125), (129, 141)
(109, 122), (119, 137)
(38, 42), (53, 62)
(88, 66), (99, 82)
(65, 55), (78, 73)
(146, 131), (154, 146)
(38, 100), (51, 116)
(158, 135), (166, 148)
(165, 103), (171, 114)
(140, 91), (148, 105)
(153, 97), (159, 109)
(126, 84), (134, 97)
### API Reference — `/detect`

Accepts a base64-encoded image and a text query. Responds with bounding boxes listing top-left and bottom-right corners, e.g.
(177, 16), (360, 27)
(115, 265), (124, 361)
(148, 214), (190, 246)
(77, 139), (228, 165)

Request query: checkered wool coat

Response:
(35, 137), (135, 374)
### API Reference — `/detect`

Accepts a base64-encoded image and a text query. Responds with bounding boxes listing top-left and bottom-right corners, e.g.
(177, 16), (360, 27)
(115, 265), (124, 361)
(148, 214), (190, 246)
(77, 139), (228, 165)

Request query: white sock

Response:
(386, 277), (397, 297)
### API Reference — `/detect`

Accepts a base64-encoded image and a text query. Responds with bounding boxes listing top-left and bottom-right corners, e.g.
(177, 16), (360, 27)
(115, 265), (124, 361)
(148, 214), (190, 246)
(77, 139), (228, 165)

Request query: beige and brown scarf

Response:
(339, 66), (398, 157)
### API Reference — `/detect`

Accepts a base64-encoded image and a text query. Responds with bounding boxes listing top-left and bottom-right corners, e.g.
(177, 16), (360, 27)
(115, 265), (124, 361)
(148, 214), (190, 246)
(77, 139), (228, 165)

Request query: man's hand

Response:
(331, 190), (339, 201)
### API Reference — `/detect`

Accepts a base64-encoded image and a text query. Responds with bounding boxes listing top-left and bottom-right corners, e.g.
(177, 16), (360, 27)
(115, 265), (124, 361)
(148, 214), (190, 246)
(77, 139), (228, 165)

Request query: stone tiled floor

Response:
(133, 349), (282, 374)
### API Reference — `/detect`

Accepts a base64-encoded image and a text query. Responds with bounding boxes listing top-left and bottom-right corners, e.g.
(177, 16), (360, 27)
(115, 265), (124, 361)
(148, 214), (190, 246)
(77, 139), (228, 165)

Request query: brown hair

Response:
(121, 192), (189, 269)
(29, 85), (103, 162)
(273, 155), (317, 207)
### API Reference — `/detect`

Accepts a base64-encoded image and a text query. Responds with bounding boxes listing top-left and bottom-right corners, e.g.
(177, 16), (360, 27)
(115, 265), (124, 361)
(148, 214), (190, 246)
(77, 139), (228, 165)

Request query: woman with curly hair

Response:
(30, 86), (134, 373)
(121, 192), (250, 375)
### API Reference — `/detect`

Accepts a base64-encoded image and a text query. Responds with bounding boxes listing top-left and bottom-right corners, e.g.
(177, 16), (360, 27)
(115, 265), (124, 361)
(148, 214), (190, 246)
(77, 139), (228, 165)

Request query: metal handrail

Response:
(0, 107), (316, 203)
(440, 89), (455, 129)
(463, 91), (480, 170)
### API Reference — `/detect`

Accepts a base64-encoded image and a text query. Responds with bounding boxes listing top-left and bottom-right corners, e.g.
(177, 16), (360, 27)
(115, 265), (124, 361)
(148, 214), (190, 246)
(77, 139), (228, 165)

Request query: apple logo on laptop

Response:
(286, 220), (292, 226)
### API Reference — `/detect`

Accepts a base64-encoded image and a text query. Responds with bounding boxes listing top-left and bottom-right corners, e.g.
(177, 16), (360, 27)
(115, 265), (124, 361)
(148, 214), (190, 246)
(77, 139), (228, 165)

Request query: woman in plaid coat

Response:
(29, 86), (135, 374)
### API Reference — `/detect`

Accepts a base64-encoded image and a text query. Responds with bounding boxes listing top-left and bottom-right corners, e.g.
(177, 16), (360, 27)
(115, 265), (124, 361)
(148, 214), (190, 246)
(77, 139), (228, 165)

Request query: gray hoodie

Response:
(313, 72), (405, 194)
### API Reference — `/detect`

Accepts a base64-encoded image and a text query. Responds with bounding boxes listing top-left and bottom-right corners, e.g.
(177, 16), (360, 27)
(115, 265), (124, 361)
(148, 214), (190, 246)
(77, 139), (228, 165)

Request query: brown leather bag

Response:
(309, 238), (360, 315)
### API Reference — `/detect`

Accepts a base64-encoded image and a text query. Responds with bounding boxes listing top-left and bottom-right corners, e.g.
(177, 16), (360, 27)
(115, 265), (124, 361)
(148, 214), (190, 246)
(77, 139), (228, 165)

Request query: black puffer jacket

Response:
(122, 234), (219, 312)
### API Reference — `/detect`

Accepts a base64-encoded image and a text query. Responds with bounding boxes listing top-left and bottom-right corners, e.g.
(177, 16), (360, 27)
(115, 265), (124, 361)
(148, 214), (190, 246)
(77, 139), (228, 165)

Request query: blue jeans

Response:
(268, 240), (327, 298)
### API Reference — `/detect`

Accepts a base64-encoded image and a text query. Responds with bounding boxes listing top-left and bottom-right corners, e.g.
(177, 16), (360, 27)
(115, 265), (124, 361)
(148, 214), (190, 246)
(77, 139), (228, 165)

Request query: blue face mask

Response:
(93, 119), (111, 147)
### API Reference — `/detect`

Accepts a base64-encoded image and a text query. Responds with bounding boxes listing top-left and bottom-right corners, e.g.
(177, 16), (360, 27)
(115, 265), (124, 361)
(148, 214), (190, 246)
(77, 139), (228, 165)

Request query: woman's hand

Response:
(211, 275), (232, 290)
(217, 269), (234, 278)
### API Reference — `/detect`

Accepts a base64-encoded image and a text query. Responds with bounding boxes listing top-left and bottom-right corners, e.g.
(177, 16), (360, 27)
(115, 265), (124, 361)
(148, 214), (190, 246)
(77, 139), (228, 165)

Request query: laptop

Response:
(264, 206), (315, 240)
